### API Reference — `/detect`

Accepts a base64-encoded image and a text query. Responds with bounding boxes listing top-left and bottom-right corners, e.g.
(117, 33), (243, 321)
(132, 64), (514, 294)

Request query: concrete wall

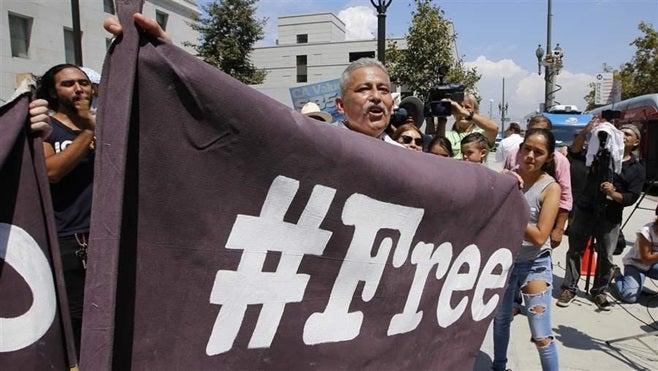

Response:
(1, 0), (199, 102)
(251, 13), (412, 108)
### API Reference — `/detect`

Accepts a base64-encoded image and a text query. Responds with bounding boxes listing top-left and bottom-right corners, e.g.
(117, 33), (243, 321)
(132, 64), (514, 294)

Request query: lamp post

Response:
(370, 0), (393, 64)
(534, 0), (564, 112)
(488, 99), (494, 119)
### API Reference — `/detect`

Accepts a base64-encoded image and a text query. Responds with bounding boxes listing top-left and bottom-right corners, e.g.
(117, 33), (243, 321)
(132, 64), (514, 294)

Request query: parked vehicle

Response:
(542, 111), (592, 149)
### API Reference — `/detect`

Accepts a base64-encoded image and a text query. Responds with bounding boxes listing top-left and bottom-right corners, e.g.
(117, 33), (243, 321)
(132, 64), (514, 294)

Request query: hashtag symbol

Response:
(206, 175), (335, 355)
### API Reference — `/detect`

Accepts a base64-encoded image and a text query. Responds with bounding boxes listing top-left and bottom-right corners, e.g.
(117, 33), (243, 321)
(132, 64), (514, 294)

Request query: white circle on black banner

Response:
(0, 223), (56, 352)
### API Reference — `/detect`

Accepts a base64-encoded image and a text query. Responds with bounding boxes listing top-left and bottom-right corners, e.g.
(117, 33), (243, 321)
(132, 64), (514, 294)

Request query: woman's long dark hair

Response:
(522, 128), (556, 178)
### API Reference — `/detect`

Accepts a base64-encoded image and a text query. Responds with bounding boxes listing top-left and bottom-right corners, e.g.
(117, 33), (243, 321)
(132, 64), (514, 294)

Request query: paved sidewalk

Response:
(477, 159), (658, 370)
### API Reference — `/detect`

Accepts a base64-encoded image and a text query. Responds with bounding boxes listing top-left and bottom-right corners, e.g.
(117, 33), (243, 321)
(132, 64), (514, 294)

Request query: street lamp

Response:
(370, 0), (393, 64)
(534, 0), (564, 112)
(488, 99), (494, 118)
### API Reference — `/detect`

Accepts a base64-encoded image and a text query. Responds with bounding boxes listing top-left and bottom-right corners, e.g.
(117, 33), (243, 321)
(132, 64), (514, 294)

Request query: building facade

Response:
(250, 13), (409, 108)
(1, 0), (200, 101)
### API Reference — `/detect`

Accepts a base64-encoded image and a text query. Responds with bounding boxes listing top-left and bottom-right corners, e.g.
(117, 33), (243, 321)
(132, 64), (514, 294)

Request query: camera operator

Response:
(557, 123), (645, 311)
(445, 93), (499, 159)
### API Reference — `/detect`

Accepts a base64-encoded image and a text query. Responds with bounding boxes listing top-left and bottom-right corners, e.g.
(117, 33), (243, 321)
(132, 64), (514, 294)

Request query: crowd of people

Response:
(18, 11), (655, 371)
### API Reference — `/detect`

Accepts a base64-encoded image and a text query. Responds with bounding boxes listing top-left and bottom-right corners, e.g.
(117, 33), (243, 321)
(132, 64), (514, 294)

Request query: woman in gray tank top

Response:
(493, 128), (561, 371)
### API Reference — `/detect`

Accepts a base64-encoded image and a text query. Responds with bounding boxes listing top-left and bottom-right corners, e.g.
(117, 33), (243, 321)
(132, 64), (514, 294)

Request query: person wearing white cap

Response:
(300, 102), (332, 123)
(80, 67), (101, 116)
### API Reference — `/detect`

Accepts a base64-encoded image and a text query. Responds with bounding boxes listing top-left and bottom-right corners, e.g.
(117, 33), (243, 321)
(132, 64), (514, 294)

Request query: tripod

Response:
(583, 132), (613, 293)
(605, 328), (658, 354)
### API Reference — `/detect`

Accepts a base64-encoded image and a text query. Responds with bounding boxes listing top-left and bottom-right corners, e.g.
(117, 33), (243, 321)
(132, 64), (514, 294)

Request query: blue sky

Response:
(198, 0), (657, 123)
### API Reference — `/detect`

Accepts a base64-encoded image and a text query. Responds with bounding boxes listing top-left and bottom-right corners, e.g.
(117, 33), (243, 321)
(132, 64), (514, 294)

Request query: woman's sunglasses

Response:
(401, 135), (423, 146)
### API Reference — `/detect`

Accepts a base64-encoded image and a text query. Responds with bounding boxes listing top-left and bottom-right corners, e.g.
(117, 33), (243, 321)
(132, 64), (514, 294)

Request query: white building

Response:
(1, 0), (200, 102)
(250, 13), (410, 108)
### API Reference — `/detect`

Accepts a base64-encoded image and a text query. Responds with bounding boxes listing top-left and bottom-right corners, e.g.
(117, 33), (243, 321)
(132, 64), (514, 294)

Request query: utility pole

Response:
(498, 78), (509, 136)
(370, 0), (393, 64)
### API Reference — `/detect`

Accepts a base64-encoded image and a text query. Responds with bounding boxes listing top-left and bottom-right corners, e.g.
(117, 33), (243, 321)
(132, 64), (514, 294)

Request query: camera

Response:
(389, 107), (408, 127)
(423, 65), (465, 118)
(424, 83), (465, 117)
(601, 109), (621, 121)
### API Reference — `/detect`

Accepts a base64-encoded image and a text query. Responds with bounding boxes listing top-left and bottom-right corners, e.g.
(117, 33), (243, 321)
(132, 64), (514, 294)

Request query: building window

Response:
(156, 10), (169, 31)
(64, 28), (76, 64)
(296, 55), (307, 83)
(296, 34), (308, 44)
(349, 51), (375, 62)
(103, 0), (115, 14)
(8, 13), (32, 58)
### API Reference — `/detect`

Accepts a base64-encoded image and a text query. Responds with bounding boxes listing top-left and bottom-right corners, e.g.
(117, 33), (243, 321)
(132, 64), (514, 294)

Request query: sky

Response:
(199, 0), (657, 124)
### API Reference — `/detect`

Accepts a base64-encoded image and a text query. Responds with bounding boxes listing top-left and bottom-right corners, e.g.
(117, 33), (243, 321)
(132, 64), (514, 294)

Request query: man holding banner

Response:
(75, 8), (530, 369)
(37, 64), (97, 353)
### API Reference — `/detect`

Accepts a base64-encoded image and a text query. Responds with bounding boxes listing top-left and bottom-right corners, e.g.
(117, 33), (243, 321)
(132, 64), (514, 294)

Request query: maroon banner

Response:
(81, 2), (529, 369)
(0, 95), (76, 369)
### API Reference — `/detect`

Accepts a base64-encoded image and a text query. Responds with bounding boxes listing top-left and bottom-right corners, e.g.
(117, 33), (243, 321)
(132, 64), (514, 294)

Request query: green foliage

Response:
(184, 0), (267, 84)
(584, 22), (657, 109)
(385, 0), (480, 100)
(619, 22), (658, 98)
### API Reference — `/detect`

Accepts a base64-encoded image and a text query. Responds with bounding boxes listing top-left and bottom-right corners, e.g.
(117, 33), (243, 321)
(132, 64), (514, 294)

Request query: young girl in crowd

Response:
(428, 135), (453, 158)
(460, 132), (489, 163)
(613, 206), (658, 303)
(392, 123), (424, 151)
(493, 128), (561, 371)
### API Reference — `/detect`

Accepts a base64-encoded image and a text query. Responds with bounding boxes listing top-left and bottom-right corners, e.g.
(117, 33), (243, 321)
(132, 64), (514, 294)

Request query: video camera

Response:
(590, 130), (613, 218)
(425, 84), (465, 117)
(601, 109), (621, 121)
(423, 65), (465, 117)
(389, 107), (408, 127)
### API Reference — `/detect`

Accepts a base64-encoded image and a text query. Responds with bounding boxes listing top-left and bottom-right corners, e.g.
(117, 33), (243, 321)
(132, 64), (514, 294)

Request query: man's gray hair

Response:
(339, 57), (390, 97)
(463, 92), (480, 113)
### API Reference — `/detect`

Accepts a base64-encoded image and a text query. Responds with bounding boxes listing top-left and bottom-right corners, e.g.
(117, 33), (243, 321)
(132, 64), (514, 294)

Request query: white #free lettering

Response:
(207, 175), (512, 355)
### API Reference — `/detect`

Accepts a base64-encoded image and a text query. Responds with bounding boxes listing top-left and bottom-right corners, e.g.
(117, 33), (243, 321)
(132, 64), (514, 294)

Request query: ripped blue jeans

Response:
(493, 255), (558, 371)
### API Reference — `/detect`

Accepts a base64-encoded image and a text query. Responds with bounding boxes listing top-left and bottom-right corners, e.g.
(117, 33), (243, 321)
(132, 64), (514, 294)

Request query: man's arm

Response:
(43, 108), (95, 183)
(571, 117), (598, 155)
(503, 145), (521, 170)
(551, 210), (569, 248)
(603, 163), (645, 206)
(470, 112), (499, 144)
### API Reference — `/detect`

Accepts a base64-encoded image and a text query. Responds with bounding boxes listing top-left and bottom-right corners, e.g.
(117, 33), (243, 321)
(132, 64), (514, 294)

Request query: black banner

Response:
(80, 1), (529, 369)
(0, 94), (75, 369)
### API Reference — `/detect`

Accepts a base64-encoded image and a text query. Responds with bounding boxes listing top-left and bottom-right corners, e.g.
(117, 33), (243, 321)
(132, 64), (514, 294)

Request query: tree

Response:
(185, 0), (267, 84)
(584, 22), (657, 110)
(385, 0), (480, 100)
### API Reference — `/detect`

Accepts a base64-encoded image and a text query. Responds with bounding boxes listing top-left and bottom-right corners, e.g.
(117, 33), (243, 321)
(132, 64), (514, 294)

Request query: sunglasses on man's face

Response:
(401, 135), (423, 146)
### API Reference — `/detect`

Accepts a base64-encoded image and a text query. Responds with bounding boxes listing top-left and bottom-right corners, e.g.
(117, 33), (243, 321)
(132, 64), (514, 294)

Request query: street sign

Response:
(594, 72), (614, 105)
